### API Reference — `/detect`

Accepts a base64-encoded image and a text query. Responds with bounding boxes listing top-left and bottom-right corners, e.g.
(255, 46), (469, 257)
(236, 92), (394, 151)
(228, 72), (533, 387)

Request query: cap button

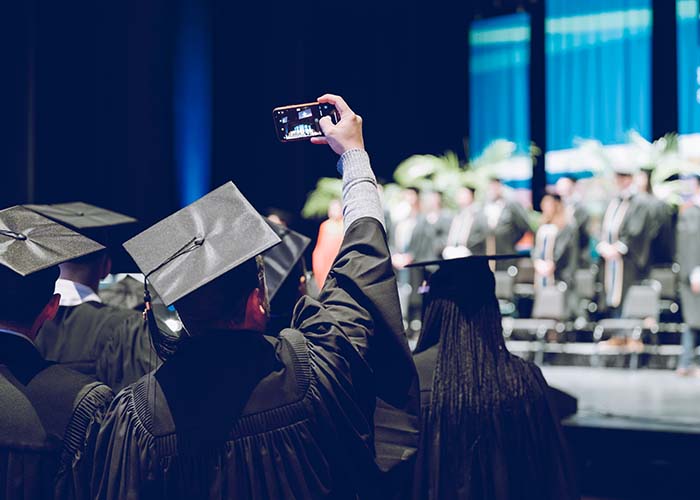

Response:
(0, 230), (27, 241)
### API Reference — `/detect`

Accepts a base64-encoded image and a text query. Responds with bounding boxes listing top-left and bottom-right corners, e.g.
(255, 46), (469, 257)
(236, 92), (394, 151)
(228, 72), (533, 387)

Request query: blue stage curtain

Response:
(469, 13), (531, 159)
(174, 0), (212, 207)
(546, 0), (652, 152)
(677, 0), (700, 134)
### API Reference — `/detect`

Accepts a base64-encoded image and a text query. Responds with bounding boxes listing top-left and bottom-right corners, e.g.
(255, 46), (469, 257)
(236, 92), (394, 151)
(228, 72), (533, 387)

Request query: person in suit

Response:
(635, 167), (675, 267)
(676, 174), (700, 376)
(469, 177), (530, 269)
(442, 185), (479, 259)
(597, 165), (654, 318)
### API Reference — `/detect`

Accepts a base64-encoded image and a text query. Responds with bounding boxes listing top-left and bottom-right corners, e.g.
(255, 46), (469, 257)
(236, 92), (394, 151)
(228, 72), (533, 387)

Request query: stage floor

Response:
(541, 366), (700, 433)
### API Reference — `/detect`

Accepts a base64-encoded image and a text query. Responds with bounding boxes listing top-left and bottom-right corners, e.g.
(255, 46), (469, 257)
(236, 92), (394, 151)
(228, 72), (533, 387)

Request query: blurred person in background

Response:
(635, 168), (675, 267)
(413, 190), (451, 263)
(556, 175), (591, 268)
(532, 194), (578, 289)
(311, 198), (343, 290)
(676, 174), (700, 376)
(597, 166), (654, 319)
(391, 187), (425, 331)
(469, 177), (531, 269)
(442, 185), (479, 260)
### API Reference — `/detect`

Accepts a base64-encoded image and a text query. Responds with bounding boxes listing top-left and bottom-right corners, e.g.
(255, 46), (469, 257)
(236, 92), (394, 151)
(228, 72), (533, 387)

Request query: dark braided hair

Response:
(418, 292), (572, 499)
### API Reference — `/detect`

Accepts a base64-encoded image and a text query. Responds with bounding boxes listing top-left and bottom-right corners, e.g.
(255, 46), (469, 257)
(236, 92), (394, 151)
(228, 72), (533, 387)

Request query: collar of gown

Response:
(0, 329), (47, 385)
(54, 278), (102, 307)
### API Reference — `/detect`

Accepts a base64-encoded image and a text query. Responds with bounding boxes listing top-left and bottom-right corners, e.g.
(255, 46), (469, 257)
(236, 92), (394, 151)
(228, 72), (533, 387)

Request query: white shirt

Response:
(54, 278), (102, 307)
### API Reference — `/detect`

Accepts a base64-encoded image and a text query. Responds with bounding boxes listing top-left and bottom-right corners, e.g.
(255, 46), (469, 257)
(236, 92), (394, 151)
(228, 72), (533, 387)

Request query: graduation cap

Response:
(263, 220), (311, 301)
(124, 181), (281, 308)
(406, 254), (520, 301)
(0, 205), (105, 277)
(23, 202), (137, 229)
(24, 202), (139, 272)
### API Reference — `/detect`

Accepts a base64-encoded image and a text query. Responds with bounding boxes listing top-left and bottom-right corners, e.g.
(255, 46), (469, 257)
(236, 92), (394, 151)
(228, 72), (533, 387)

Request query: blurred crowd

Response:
(311, 157), (700, 373)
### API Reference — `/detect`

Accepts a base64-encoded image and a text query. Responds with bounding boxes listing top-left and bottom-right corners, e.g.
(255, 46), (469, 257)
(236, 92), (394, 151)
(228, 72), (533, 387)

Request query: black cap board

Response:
(24, 202), (137, 229)
(123, 181), (281, 307)
(24, 202), (140, 273)
(0, 206), (105, 276)
(263, 220), (311, 301)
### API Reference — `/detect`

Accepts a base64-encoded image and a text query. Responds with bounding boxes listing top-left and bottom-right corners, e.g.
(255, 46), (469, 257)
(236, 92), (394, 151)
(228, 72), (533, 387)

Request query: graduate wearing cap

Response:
(555, 175), (592, 268)
(532, 194), (578, 290)
(597, 165), (655, 316)
(26, 202), (157, 392)
(406, 255), (577, 500)
(634, 167), (676, 267)
(262, 219), (312, 336)
(0, 206), (114, 499)
(89, 95), (419, 500)
(468, 177), (531, 270)
(442, 185), (479, 260)
(676, 174), (700, 375)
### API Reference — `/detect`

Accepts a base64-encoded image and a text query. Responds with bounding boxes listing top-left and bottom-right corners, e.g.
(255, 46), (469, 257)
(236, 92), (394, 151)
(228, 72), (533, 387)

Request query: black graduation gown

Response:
(99, 275), (144, 311)
(572, 202), (591, 268)
(0, 333), (114, 500)
(677, 205), (700, 328)
(89, 217), (419, 500)
(469, 201), (530, 269)
(410, 212), (452, 263)
(36, 302), (157, 392)
(600, 194), (654, 309)
(642, 193), (675, 266)
(532, 223), (578, 287)
(411, 345), (577, 500)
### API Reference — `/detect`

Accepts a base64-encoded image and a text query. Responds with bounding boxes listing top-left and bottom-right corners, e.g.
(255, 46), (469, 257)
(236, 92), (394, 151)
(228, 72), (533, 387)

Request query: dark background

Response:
(0, 0), (678, 232)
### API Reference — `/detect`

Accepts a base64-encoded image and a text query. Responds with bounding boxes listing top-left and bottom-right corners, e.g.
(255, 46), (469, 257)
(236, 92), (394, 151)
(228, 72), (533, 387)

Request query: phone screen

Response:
(273, 102), (339, 142)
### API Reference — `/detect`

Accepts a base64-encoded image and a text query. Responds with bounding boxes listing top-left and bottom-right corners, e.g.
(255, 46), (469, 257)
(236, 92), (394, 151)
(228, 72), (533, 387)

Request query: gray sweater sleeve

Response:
(337, 149), (385, 232)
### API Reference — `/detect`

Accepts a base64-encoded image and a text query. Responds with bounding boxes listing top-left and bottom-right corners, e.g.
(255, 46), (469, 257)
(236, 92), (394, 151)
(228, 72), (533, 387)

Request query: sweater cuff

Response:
(338, 149), (374, 180)
(337, 149), (384, 232)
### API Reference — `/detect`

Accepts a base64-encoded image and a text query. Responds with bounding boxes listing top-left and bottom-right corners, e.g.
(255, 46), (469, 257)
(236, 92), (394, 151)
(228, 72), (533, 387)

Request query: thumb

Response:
(318, 116), (334, 136)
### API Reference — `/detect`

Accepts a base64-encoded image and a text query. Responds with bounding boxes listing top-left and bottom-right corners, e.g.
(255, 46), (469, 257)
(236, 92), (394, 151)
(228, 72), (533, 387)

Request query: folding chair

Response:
(649, 266), (679, 316)
(503, 285), (568, 364)
(593, 284), (660, 369)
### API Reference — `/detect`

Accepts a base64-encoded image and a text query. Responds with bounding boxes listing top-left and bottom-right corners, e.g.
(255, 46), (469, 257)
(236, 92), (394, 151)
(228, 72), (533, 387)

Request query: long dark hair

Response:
(417, 293), (573, 499)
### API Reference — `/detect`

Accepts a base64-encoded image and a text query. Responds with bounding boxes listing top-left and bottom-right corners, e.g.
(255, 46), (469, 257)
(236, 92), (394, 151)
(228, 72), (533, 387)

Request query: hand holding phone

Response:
(273, 102), (339, 142)
(310, 94), (365, 156)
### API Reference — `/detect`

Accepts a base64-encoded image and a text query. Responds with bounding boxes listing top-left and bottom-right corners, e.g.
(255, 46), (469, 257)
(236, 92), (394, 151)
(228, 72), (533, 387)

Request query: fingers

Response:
(317, 94), (351, 117)
(318, 115), (334, 136)
(310, 137), (328, 145)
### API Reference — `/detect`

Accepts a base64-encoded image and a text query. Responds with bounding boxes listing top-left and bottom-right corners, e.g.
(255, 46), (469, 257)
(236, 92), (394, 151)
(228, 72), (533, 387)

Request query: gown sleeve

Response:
(89, 386), (159, 500)
(55, 382), (115, 500)
(96, 309), (158, 392)
(292, 215), (420, 496)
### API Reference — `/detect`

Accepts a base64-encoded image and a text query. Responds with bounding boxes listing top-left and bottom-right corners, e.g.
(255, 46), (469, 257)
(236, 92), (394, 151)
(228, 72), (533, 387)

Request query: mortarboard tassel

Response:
(142, 236), (205, 360)
(143, 283), (179, 360)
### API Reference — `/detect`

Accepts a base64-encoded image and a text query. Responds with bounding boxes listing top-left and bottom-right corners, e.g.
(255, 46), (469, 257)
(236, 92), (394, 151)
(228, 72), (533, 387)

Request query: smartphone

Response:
(272, 102), (339, 142)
